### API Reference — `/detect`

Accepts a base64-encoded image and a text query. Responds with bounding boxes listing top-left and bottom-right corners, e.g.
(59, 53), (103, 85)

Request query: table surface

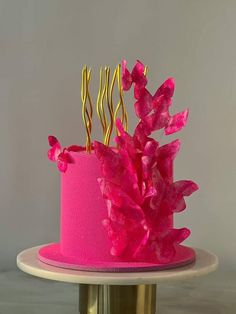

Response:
(17, 245), (218, 285)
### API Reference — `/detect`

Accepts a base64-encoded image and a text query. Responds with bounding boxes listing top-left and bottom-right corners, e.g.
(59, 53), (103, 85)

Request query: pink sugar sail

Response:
(93, 60), (198, 262)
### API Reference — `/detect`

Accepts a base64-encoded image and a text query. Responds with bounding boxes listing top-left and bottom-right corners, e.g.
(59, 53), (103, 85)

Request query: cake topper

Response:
(47, 60), (199, 263)
(80, 64), (128, 151)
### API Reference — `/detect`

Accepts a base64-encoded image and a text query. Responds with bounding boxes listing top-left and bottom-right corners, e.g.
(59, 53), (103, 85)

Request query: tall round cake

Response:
(38, 60), (198, 272)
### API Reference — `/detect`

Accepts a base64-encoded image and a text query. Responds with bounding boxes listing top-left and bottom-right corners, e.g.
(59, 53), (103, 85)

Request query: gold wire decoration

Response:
(104, 66), (118, 146)
(99, 68), (108, 140)
(96, 66), (120, 146)
(87, 68), (93, 132)
(114, 64), (128, 133)
(103, 67), (110, 145)
(81, 62), (150, 149)
(144, 66), (148, 76)
(81, 66), (93, 152)
(96, 68), (106, 136)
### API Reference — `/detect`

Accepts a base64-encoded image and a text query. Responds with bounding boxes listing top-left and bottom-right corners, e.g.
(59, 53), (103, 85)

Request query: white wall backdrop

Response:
(0, 0), (235, 270)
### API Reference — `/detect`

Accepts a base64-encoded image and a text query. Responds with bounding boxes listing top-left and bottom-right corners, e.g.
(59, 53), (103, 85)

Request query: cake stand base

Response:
(17, 245), (218, 314)
(79, 284), (156, 314)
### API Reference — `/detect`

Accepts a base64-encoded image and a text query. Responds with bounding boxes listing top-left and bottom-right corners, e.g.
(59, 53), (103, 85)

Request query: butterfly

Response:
(47, 135), (85, 172)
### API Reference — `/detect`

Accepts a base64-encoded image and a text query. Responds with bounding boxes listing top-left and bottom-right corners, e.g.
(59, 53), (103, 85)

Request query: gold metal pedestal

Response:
(78, 284), (157, 314)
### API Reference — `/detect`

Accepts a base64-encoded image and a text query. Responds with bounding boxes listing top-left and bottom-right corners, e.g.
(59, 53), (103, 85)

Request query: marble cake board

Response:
(17, 244), (218, 314)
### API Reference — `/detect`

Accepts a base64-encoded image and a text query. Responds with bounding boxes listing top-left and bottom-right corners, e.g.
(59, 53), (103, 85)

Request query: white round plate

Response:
(17, 245), (218, 285)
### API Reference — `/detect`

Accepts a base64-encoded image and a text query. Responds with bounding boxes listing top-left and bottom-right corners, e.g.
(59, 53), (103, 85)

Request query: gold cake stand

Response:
(17, 245), (218, 314)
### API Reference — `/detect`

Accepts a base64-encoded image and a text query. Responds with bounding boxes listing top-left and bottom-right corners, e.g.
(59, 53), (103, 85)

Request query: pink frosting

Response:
(60, 151), (116, 262)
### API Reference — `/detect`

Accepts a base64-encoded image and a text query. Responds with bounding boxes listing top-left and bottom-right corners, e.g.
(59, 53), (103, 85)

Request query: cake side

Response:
(60, 150), (174, 263)
(60, 151), (113, 262)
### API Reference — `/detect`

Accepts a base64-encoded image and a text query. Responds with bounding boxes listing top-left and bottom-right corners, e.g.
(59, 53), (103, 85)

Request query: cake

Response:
(38, 60), (199, 272)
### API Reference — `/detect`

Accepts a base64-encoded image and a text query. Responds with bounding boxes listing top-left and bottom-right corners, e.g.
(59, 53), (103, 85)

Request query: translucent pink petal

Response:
(133, 121), (151, 149)
(164, 227), (191, 245)
(122, 60), (147, 95)
(95, 140), (134, 182)
(94, 141), (122, 178)
(57, 160), (67, 172)
(152, 93), (172, 110)
(107, 204), (126, 225)
(121, 59), (132, 91)
(172, 180), (199, 197)
(58, 151), (74, 163)
(102, 219), (128, 256)
(152, 164), (166, 189)
(115, 119), (135, 151)
(95, 139), (142, 204)
(102, 219), (114, 238)
(131, 60), (147, 88)
(154, 77), (175, 99)
(48, 135), (59, 147)
(47, 143), (61, 161)
(175, 198), (186, 212)
(98, 178), (144, 221)
(157, 139), (181, 160)
(67, 145), (86, 152)
(144, 140), (159, 156)
(134, 88), (153, 118)
(141, 140), (159, 180)
(142, 155), (153, 179)
(132, 229), (150, 258)
(165, 109), (189, 135)
(115, 119), (139, 163)
(147, 208), (172, 233)
(131, 60), (145, 80)
(110, 229), (128, 256)
(156, 139), (181, 183)
(153, 240), (175, 263)
(164, 180), (199, 213)
(134, 84), (142, 100)
(115, 118), (125, 135)
(144, 186), (157, 199)
(156, 227), (190, 262)
(142, 95), (171, 132)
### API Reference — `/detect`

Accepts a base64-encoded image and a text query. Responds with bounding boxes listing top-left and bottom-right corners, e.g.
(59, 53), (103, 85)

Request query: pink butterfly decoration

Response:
(94, 60), (199, 263)
(47, 136), (85, 172)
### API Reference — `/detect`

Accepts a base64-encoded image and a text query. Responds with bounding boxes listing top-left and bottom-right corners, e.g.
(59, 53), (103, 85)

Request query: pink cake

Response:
(38, 60), (198, 272)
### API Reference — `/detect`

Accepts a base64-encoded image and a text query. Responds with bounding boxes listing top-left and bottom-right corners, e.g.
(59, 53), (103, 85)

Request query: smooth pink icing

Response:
(59, 151), (175, 264)
(60, 151), (115, 262)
